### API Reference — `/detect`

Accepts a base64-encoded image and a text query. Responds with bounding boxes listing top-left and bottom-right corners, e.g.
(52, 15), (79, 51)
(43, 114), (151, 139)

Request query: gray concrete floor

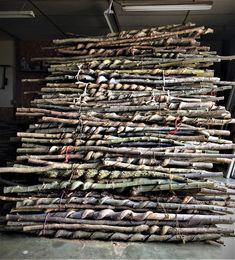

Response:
(0, 232), (235, 259)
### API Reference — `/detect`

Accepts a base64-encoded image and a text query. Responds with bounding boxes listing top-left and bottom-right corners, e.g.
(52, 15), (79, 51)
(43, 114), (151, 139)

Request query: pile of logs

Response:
(1, 23), (235, 245)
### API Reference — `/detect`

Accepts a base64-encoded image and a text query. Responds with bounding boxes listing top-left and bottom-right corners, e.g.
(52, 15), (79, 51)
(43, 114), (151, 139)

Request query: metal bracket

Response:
(0, 65), (10, 90)
(225, 82), (235, 179)
(104, 0), (119, 33)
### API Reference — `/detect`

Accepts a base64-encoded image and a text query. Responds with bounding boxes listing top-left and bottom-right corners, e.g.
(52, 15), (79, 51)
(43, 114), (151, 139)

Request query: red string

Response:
(65, 145), (69, 163)
(168, 117), (181, 135)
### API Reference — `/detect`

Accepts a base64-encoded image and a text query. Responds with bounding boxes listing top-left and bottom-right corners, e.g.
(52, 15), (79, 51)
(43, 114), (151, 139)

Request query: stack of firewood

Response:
(1, 23), (235, 245)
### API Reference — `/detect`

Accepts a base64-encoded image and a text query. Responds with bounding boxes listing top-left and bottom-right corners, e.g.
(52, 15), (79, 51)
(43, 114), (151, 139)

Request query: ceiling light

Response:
(0, 11), (35, 18)
(122, 1), (213, 11)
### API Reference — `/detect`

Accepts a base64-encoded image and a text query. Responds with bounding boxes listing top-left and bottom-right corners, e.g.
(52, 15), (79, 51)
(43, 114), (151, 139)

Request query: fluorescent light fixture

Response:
(122, 1), (213, 11)
(0, 11), (35, 18)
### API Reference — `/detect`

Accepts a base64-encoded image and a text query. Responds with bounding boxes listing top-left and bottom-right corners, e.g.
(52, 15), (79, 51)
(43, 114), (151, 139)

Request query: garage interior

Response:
(0, 0), (235, 259)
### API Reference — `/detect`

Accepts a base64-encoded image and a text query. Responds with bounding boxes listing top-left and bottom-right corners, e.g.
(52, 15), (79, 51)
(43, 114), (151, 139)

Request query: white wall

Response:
(0, 40), (15, 107)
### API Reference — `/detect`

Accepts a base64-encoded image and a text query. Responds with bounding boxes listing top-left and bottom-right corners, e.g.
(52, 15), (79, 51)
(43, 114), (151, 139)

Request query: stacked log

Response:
(1, 23), (235, 245)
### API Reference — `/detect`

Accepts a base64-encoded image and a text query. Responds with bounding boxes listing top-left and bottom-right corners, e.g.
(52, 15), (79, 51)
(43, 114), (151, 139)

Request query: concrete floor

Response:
(0, 230), (234, 259)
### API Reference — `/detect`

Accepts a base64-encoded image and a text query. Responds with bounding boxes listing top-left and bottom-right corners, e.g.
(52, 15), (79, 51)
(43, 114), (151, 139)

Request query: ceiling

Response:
(0, 0), (234, 40)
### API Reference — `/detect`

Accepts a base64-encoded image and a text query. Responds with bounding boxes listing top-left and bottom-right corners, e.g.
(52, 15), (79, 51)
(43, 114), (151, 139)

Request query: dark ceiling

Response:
(0, 0), (234, 40)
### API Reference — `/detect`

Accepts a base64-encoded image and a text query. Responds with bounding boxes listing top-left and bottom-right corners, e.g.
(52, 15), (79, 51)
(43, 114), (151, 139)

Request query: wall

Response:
(15, 40), (54, 108)
(0, 40), (54, 167)
(0, 40), (17, 168)
(0, 40), (15, 108)
(224, 39), (235, 143)
(201, 39), (223, 76)
(225, 39), (235, 115)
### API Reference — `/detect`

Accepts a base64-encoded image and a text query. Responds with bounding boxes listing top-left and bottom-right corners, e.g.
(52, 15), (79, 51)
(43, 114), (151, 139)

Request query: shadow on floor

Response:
(0, 232), (235, 259)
